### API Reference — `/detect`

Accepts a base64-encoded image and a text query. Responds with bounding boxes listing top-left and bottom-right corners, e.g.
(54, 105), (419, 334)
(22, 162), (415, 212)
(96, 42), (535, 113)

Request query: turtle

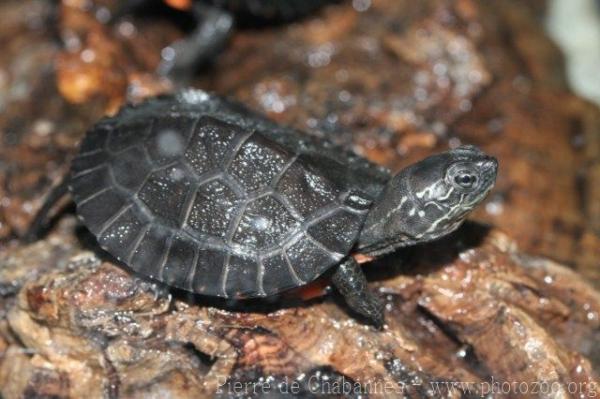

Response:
(25, 89), (498, 328)
(115, 0), (337, 81)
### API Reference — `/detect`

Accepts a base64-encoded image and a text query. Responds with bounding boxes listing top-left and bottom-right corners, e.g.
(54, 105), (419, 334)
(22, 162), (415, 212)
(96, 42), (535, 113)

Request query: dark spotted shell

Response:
(69, 90), (389, 298)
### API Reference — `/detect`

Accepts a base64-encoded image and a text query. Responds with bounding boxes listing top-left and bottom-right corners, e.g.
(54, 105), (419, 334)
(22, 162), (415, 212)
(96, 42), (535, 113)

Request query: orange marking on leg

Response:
(289, 278), (329, 301)
(353, 253), (375, 264)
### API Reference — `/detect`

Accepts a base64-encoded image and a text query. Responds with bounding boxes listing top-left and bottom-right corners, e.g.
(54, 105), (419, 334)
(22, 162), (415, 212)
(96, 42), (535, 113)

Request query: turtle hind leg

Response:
(157, 3), (234, 84)
(23, 176), (71, 243)
(332, 258), (385, 329)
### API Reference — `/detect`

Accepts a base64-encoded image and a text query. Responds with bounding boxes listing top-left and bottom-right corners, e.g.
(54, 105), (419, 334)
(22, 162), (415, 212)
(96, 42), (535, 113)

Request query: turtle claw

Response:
(349, 293), (385, 329)
(373, 312), (386, 331)
(359, 293), (385, 329)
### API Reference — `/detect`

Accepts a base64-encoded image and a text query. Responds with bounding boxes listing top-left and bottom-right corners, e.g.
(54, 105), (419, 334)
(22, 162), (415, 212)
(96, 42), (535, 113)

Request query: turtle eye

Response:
(454, 172), (477, 188)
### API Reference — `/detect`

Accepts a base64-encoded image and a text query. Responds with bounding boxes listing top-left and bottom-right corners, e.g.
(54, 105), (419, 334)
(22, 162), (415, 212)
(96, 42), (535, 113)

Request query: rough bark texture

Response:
(1, 0), (599, 397)
(1, 223), (599, 398)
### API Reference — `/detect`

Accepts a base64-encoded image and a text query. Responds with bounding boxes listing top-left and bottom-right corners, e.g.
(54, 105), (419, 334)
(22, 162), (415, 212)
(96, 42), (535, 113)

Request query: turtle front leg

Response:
(332, 258), (384, 329)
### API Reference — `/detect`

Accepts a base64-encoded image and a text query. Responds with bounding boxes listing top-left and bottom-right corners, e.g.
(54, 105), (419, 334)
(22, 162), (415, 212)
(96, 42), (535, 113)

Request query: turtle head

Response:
(358, 145), (497, 255)
(404, 145), (498, 232)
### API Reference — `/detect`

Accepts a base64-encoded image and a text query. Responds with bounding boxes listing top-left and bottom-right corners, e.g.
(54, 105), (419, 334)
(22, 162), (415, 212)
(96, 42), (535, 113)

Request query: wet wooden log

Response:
(1, 223), (599, 397)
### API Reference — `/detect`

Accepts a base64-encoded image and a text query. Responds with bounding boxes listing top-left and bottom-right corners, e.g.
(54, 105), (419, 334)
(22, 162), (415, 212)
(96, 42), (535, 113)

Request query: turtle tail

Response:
(23, 175), (71, 243)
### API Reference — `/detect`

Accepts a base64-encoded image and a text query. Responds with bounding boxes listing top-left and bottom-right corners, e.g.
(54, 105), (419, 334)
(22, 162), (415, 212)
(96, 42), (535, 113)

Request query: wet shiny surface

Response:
(2, 0), (598, 285)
